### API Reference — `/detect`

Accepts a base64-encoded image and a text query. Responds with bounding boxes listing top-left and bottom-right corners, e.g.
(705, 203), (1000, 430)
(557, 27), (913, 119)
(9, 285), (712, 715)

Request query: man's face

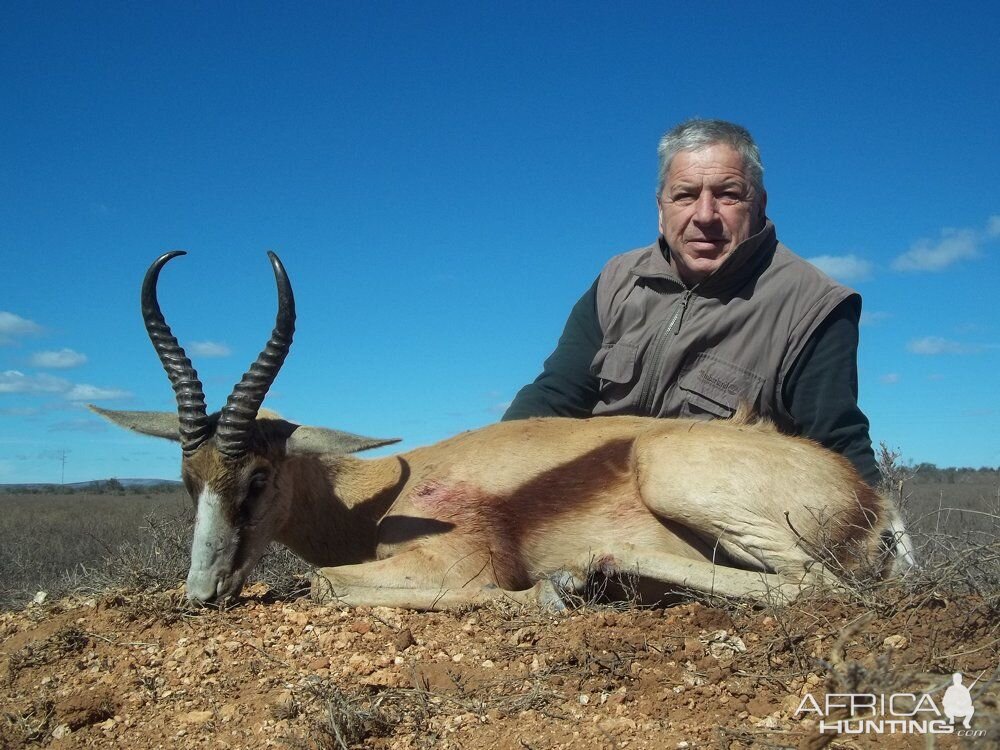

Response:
(657, 143), (766, 285)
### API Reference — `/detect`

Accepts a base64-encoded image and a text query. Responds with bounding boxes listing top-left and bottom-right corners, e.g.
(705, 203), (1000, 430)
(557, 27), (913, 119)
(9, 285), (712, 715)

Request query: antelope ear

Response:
(89, 405), (181, 442)
(284, 424), (400, 455)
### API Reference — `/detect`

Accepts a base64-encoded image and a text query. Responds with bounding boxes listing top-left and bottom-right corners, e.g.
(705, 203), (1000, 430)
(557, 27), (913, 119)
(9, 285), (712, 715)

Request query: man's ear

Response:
(89, 405), (181, 442)
(655, 192), (667, 237)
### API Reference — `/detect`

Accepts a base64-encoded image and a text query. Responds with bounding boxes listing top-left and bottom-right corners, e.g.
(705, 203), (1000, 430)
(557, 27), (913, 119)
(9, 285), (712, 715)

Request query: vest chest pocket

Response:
(677, 352), (764, 419)
(590, 341), (639, 394)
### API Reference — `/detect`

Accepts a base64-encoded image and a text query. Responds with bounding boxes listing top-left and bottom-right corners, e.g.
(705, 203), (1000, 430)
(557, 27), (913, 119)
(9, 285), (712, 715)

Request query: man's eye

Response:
(670, 194), (696, 206)
(718, 192), (743, 205)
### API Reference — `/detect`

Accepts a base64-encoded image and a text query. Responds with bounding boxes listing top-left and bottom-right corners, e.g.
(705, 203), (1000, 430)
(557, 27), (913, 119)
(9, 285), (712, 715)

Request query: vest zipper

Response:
(636, 288), (694, 413)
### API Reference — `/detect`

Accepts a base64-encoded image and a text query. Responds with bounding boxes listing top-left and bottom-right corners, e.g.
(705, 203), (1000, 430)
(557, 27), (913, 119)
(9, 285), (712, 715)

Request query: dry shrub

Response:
(0, 699), (54, 748)
(6, 626), (88, 685)
(253, 544), (313, 600)
(310, 686), (401, 749)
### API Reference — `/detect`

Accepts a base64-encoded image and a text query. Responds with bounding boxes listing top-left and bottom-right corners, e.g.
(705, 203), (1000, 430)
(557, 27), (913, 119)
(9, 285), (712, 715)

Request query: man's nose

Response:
(692, 191), (719, 223)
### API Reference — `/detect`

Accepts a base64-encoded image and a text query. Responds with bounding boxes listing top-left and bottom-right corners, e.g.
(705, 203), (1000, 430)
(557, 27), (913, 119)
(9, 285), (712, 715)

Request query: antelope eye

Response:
(238, 470), (271, 523)
(248, 469), (270, 494)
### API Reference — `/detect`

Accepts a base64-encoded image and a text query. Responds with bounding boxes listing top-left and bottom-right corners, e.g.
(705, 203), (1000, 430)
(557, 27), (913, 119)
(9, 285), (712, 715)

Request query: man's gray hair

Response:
(656, 119), (765, 197)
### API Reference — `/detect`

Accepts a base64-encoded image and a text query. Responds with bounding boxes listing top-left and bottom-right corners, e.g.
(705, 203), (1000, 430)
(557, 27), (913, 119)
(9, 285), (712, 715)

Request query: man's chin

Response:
(675, 254), (728, 284)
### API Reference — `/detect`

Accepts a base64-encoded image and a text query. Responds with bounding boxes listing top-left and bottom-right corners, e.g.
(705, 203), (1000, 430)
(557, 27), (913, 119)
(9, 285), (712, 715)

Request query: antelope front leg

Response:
(311, 552), (565, 611)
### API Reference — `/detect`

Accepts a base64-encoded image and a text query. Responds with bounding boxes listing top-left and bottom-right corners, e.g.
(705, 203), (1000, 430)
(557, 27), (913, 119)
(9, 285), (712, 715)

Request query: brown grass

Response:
(0, 488), (308, 611)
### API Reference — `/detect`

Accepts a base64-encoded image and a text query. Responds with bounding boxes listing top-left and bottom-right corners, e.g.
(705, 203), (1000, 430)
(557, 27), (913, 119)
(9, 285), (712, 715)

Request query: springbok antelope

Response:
(94, 252), (915, 609)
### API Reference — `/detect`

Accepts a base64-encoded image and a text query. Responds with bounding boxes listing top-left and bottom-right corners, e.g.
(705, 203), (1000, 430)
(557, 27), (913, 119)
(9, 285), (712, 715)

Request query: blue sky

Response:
(1, 2), (998, 483)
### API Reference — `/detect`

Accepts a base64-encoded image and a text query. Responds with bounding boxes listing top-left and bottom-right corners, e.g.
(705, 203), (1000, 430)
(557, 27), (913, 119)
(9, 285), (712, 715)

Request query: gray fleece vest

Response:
(590, 221), (856, 427)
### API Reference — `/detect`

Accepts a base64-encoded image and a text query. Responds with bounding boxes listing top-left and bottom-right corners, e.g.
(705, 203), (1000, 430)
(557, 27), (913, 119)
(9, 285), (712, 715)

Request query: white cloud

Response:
(64, 384), (132, 401)
(0, 312), (44, 344)
(907, 336), (979, 355)
(189, 340), (231, 357)
(988, 215), (1000, 238)
(0, 370), (70, 393)
(29, 348), (88, 369)
(860, 311), (891, 327)
(892, 227), (980, 272)
(0, 370), (129, 401)
(879, 373), (900, 384)
(806, 255), (873, 282)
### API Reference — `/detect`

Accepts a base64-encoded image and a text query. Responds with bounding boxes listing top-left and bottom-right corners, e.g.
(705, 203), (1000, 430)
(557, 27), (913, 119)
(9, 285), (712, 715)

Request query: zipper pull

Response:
(674, 289), (694, 335)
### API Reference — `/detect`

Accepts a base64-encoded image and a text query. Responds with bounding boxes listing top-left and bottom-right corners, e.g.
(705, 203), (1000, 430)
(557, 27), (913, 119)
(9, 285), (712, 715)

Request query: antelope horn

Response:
(216, 252), (296, 458)
(141, 251), (211, 455)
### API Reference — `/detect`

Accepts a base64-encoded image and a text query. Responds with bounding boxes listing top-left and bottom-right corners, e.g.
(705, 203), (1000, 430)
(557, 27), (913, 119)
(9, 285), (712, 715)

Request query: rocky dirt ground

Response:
(2, 582), (998, 750)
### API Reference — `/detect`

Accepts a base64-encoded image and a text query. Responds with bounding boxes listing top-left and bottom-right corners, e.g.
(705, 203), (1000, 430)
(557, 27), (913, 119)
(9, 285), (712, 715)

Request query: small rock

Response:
(782, 694), (804, 714)
(703, 629), (747, 658)
(33, 591), (48, 605)
(394, 628), (416, 651)
(51, 724), (72, 739)
(510, 627), (538, 647)
(219, 704), (238, 722)
(349, 620), (371, 635)
(179, 710), (214, 724)
(883, 634), (908, 650)
(362, 668), (407, 688)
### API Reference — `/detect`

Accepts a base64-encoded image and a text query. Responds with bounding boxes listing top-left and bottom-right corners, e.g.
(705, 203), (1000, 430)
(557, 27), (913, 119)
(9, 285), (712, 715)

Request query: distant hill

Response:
(0, 478), (182, 493)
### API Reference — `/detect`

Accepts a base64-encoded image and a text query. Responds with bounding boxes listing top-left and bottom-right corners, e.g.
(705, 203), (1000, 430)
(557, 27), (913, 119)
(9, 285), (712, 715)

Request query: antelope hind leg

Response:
(600, 545), (843, 604)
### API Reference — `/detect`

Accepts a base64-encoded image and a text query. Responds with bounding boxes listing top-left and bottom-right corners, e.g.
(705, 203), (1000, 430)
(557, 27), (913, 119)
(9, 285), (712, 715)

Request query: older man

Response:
(504, 119), (879, 486)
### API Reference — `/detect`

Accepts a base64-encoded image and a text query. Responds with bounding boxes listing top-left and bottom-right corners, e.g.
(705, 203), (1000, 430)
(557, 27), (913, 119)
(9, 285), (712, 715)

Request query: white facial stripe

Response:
(187, 486), (239, 601)
(885, 508), (917, 573)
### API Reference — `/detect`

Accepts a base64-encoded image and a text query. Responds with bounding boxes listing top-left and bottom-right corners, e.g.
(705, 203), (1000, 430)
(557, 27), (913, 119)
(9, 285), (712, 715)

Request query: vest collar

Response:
(632, 220), (778, 296)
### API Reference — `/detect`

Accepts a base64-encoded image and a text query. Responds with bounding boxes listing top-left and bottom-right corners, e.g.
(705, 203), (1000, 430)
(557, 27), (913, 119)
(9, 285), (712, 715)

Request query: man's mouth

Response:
(686, 237), (726, 250)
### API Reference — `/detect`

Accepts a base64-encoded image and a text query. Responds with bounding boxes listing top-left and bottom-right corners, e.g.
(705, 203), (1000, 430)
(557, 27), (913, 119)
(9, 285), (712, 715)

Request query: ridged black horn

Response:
(141, 251), (211, 455)
(216, 252), (296, 458)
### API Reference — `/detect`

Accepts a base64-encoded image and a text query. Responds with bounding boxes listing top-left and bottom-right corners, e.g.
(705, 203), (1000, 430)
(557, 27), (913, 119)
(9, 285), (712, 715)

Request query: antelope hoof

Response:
(310, 569), (343, 604)
(532, 580), (568, 611)
(532, 570), (587, 611)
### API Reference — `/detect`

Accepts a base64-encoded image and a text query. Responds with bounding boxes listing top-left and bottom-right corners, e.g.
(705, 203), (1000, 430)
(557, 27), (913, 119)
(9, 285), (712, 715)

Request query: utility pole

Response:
(60, 449), (67, 485)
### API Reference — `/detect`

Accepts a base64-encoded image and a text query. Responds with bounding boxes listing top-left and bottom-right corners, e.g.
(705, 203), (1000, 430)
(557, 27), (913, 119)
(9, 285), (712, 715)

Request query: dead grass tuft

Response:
(6, 625), (88, 685)
(0, 699), (54, 747)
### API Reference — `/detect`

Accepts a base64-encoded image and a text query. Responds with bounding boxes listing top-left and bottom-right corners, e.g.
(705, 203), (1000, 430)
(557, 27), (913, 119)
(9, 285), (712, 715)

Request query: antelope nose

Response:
(185, 570), (220, 603)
